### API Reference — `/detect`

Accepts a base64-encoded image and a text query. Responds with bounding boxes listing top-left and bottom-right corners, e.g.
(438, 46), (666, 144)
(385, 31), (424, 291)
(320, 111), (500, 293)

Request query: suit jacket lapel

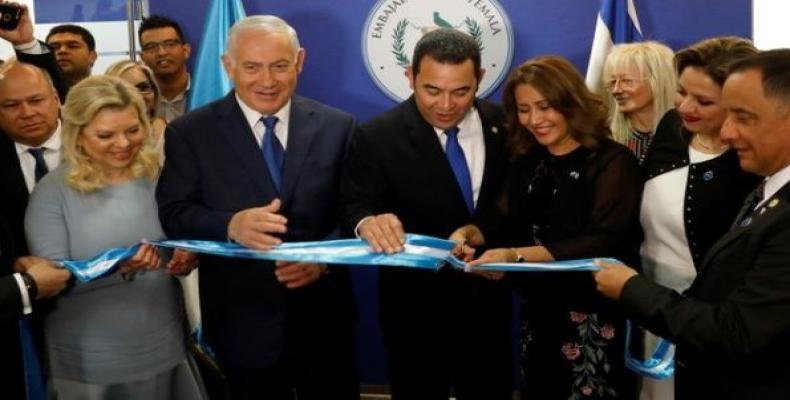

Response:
(280, 96), (320, 205)
(698, 180), (790, 277)
(401, 98), (470, 214)
(217, 92), (276, 198)
(476, 101), (506, 213)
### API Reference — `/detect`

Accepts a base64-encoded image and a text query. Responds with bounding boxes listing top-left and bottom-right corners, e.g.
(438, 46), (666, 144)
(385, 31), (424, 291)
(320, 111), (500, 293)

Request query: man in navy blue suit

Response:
(156, 15), (358, 400)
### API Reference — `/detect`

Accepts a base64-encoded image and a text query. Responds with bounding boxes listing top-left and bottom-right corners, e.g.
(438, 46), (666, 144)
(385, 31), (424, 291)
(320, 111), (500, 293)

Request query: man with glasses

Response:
(139, 15), (191, 122)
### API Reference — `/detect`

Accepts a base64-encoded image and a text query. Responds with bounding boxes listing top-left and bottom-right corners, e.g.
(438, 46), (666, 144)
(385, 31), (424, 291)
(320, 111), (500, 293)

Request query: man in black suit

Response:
(0, 5), (70, 399)
(342, 29), (511, 399)
(595, 49), (790, 400)
(157, 15), (357, 399)
(0, 213), (70, 399)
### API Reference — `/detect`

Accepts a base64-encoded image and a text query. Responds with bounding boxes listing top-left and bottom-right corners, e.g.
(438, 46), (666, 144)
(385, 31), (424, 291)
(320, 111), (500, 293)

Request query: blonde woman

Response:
(602, 41), (676, 161)
(106, 60), (167, 161)
(24, 75), (205, 399)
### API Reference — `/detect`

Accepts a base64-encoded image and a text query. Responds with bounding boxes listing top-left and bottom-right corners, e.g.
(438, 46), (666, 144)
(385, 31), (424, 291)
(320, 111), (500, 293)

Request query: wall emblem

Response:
(362, 0), (514, 102)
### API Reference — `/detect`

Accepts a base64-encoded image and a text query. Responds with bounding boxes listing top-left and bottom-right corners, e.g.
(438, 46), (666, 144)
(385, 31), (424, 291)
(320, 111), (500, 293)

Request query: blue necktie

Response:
(261, 116), (285, 192)
(444, 127), (474, 214)
(28, 148), (49, 182)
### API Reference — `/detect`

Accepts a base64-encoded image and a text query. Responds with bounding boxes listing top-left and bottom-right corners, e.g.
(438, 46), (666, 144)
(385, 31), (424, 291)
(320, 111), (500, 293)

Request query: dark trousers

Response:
(223, 317), (358, 400)
(379, 268), (513, 400)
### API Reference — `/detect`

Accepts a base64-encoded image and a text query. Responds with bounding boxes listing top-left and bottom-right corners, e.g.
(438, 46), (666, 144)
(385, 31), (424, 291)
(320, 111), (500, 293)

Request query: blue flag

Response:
(585, 0), (643, 89)
(187, 0), (247, 111)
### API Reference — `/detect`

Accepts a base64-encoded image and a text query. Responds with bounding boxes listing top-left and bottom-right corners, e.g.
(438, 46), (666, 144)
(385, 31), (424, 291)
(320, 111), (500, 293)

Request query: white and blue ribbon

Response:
(624, 320), (675, 380)
(57, 234), (614, 280)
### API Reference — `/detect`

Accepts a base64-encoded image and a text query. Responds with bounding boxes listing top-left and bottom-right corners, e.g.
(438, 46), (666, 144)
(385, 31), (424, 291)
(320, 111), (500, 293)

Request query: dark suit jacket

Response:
(0, 44), (65, 400)
(342, 95), (508, 306)
(622, 180), (790, 399)
(157, 92), (356, 368)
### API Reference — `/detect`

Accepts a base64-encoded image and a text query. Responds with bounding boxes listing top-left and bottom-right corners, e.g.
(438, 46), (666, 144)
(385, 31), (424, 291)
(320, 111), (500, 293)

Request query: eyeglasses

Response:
(604, 77), (644, 90)
(141, 39), (183, 53)
(134, 81), (155, 95)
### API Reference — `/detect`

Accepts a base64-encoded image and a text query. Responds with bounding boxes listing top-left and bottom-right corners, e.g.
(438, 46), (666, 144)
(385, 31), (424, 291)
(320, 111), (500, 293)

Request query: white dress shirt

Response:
(15, 121), (63, 193)
(433, 107), (486, 206)
(236, 95), (291, 150)
(755, 164), (790, 210)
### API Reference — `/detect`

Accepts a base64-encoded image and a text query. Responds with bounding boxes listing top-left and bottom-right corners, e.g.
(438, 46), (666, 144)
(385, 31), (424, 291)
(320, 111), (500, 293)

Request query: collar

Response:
(161, 74), (191, 103)
(14, 120), (62, 155)
(762, 164), (790, 202)
(236, 94), (292, 130)
(432, 107), (480, 137)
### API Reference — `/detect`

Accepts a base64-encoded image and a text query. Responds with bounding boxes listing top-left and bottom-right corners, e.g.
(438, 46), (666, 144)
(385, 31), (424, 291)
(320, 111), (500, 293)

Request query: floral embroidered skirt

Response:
(519, 303), (637, 400)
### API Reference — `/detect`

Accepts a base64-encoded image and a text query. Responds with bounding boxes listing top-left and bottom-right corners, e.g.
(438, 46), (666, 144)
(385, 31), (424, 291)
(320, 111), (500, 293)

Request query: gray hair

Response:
(226, 15), (301, 58)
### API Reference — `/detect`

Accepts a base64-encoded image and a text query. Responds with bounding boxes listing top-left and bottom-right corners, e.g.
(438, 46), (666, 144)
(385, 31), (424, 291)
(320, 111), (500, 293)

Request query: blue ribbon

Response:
(57, 234), (616, 281)
(624, 320), (675, 380)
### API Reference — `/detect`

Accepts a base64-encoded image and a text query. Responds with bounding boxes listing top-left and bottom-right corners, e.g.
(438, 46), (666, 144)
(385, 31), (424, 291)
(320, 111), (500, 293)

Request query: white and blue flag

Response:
(585, 0), (644, 90)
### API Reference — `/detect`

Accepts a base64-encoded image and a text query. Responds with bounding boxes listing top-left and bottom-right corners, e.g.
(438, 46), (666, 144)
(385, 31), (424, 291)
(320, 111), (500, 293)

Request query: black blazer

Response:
(0, 44), (67, 259)
(157, 92), (357, 368)
(342, 96), (507, 240)
(642, 110), (761, 268)
(0, 45), (65, 400)
(342, 96), (508, 309)
(622, 180), (790, 400)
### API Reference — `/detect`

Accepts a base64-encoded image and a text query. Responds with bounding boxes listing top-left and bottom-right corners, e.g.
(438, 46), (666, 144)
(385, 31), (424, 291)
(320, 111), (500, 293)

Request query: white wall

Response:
(753, 0), (790, 49)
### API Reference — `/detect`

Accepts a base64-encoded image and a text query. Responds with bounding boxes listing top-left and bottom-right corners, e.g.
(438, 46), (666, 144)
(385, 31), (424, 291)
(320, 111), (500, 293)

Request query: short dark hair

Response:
(46, 24), (96, 51)
(411, 29), (482, 81)
(674, 36), (757, 87)
(138, 14), (185, 43)
(729, 49), (790, 107)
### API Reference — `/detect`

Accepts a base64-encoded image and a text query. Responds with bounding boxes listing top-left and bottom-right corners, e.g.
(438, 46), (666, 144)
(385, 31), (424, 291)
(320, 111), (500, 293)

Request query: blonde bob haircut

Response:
(602, 41), (676, 143)
(105, 60), (160, 118)
(62, 75), (159, 192)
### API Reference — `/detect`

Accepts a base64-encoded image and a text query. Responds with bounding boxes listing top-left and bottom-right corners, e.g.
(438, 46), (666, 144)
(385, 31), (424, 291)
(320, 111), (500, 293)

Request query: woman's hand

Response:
(167, 249), (199, 276)
(119, 243), (162, 275)
(593, 259), (638, 300)
(464, 248), (516, 280)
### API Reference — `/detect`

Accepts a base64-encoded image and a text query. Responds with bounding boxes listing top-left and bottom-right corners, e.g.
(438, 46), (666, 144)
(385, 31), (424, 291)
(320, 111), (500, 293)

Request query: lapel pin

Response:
(703, 170), (714, 181)
(769, 198), (780, 208)
(491, 126), (499, 134)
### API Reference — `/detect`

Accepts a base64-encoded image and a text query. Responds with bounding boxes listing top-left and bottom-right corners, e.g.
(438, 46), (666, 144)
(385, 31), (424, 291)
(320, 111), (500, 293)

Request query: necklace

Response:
(694, 134), (729, 153)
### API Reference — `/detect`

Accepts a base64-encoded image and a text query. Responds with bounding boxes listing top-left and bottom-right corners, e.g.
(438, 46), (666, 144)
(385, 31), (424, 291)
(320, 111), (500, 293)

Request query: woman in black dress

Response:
(453, 56), (642, 399)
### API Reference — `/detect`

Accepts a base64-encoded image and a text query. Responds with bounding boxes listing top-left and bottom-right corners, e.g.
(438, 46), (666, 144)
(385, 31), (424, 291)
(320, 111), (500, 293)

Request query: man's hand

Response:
(0, 2), (34, 46)
(449, 224), (485, 262)
(274, 261), (326, 289)
(593, 260), (639, 300)
(15, 256), (70, 299)
(228, 199), (288, 250)
(357, 213), (404, 253)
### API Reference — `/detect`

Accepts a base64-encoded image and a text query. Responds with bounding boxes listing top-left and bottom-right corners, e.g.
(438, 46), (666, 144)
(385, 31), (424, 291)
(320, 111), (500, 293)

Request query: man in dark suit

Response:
(156, 15), (357, 400)
(0, 6), (70, 399)
(0, 213), (70, 399)
(342, 29), (511, 399)
(595, 49), (790, 400)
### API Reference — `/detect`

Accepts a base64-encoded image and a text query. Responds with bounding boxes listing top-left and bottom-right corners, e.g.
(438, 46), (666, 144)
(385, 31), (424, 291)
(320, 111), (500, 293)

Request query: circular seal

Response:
(361, 0), (515, 102)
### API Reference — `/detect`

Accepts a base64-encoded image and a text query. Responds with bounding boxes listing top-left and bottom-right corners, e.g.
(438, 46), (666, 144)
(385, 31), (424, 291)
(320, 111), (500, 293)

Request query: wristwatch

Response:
(511, 248), (525, 263)
(19, 271), (37, 299)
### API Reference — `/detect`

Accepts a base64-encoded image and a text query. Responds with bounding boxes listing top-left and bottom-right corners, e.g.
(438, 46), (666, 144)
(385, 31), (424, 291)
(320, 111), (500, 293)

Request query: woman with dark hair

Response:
(452, 56), (642, 399)
(636, 36), (760, 400)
